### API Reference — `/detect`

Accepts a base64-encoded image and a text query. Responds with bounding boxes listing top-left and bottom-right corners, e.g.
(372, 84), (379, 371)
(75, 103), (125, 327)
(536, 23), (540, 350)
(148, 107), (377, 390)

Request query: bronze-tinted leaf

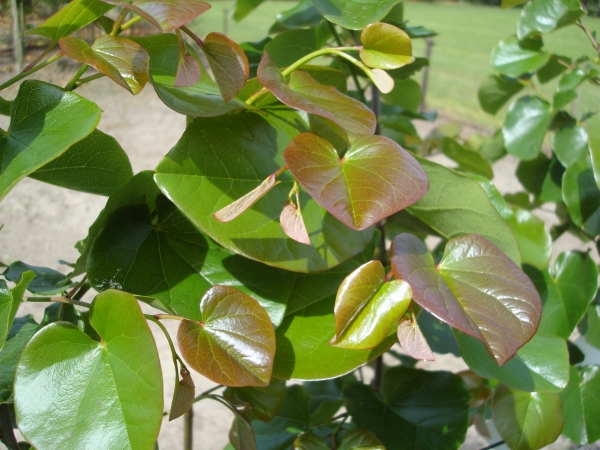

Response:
(203, 33), (250, 102)
(360, 22), (414, 70)
(213, 174), (280, 222)
(257, 53), (376, 140)
(169, 378), (195, 421)
(280, 200), (311, 245)
(175, 51), (201, 87)
(284, 133), (428, 230)
(390, 233), (542, 365)
(177, 286), (276, 386)
(397, 318), (435, 361)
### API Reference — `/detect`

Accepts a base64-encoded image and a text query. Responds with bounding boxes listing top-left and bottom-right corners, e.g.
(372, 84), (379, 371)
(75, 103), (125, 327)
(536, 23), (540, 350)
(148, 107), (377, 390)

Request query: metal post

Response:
(420, 37), (434, 112)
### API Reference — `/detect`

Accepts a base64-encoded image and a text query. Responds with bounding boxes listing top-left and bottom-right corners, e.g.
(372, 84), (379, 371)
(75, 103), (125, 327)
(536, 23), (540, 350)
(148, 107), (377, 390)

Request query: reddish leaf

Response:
(213, 174), (280, 222)
(284, 132), (428, 230)
(169, 378), (195, 421)
(397, 318), (435, 361)
(280, 200), (311, 245)
(390, 233), (542, 365)
(175, 50), (201, 87)
(177, 286), (276, 386)
(203, 32), (250, 102)
(258, 52), (376, 140)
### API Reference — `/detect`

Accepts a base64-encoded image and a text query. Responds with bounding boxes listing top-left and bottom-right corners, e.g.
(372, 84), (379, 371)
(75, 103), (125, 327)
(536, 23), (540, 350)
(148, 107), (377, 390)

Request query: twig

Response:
(577, 19), (600, 55)
(0, 404), (18, 450)
(23, 295), (91, 308)
(181, 25), (204, 48)
(23, 43), (56, 72)
(65, 64), (89, 91)
(66, 275), (87, 299)
(0, 52), (63, 91)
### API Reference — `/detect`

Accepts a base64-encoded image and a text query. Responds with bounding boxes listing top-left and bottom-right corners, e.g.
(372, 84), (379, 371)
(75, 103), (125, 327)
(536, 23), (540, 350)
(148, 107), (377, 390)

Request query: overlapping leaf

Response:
(359, 22), (414, 70)
(516, 154), (563, 203)
(440, 137), (494, 179)
(203, 33), (250, 102)
(0, 81), (101, 201)
(552, 125), (588, 168)
(224, 379), (286, 422)
(293, 433), (329, 450)
(491, 37), (550, 77)
(391, 233), (542, 365)
(168, 373), (195, 421)
(310, 0), (400, 29)
(0, 272), (35, 351)
(284, 133), (428, 230)
(478, 74), (524, 115)
(3, 262), (74, 295)
(503, 95), (551, 160)
(518, 0), (584, 40)
(562, 159), (600, 236)
(174, 49), (201, 87)
(177, 286), (276, 386)
(14, 290), (163, 449)
(397, 318), (435, 361)
(0, 316), (38, 403)
(560, 365), (600, 444)
(586, 114), (600, 188)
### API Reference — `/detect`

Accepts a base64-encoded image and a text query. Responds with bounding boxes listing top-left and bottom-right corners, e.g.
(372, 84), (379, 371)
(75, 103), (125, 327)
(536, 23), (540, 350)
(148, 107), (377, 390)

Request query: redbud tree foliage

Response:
(0, 0), (599, 447)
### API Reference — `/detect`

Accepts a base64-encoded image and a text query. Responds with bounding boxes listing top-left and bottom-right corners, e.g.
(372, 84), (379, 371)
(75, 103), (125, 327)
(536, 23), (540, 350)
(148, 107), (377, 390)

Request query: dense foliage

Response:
(0, 0), (599, 448)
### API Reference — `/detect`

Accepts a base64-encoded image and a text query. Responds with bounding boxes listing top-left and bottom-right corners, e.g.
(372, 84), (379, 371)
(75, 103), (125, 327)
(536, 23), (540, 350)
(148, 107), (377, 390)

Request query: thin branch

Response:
(577, 19), (600, 55)
(23, 295), (91, 308)
(181, 25), (204, 48)
(110, 8), (130, 36)
(119, 15), (142, 32)
(65, 64), (89, 91)
(0, 52), (63, 91)
(23, 42), (56, 72)
(66, 275), (87, 299)
(74, 73), (105, 89)
(144, 314), (188, 369)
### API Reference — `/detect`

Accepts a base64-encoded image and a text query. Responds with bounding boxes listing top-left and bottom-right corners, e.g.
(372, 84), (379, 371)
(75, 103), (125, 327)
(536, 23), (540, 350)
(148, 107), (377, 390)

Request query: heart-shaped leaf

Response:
(560, 365), (600, 444)
(503, 95), (552, 160)
(360, 22), (414, 70)
(391, 233), (542, 365)
(284, 133), (428, 230)
(0, 272), (35, 351)
(0, 81), (101, 201)
(310, 0), (400, 30)
(330, 260), (411, 349)
(0, 316), (38, 403)
(491, 37), (550, 77)
(562, 159), (600, 237)
(397, 318), (435, 361)
(224, 379), (287, 422)
(478, 74), (524, 115)
(177, 286), (276, 386)
(258, 53), (376, 140)
(14, 290), (163, 449)
(203, 32), (250, 102)
(59, 35), (150, 94)
(338, 429), (384, 450)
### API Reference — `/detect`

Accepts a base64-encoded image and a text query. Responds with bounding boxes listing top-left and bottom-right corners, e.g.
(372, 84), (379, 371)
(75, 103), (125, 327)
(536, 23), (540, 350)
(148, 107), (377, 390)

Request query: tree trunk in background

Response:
(11, 0), (24, 72)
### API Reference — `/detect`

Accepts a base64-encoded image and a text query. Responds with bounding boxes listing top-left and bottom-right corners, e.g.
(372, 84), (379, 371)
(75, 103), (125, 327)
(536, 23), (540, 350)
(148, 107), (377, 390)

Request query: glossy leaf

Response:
(503, 96), (551, 160)
(491, 384), (563, 450)
(280, 200), (311, 246)
(14, 290), (163, 449)
(41, 303), (84, 331)
(284, 133), (428, 230)
(344, 367), (470, 449)
(269, 0), (322, 33)
(459, 332), (569, 392)
(258, 54), (376, 140)
(359, 22), (414, 70)
(169, 378), (195, 421)
(518, 0), (584, 40)
(203, 33), (249, 102)
(560, 365), (600, 444)
(397, 318), (435, 361)
(562, 159), (600, 236)
(330, 260), (411, 349)
(536, 57), (568, 83)
(224, 379), (286, 422)
(407, 156), (521, 265)
(310, 0), (399, 30)
(29, 129), (133, 196)
(177, 286), (276, 386)
(3, 261), (73, 295)
(586, 113), (600, 188)
(478, 74), (524, 115)
(338, 429), (384, 450)
(558, 68), (587, 91)
(155, 110), (374, 273)
(293, 433), (329, 450)
(27, 0), (113, 42)
(0, 273), (35, 352)
(0, 316), (38, 403)
(391, 233), (542, 365)
(0, 81), (101, 201)
(552, 125), (588, 167)
(553, 89), (577, 109)
(581, 301), (600, 350)
(513, 209), (551, 270)
(440, 137), (494, 179)
(535, 251), (598, 339)
(491, 37), (550, 77)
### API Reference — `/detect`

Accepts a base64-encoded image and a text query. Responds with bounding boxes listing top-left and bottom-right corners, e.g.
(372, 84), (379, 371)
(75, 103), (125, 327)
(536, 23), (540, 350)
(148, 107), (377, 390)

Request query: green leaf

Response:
(203, 33), (249, 102)
(233, 0), (266, 22)
(0, 272), (35, 352)
(558, 68), (587, 91)
(516, 154), (564, 202)
(310, 0), (400, 30)
(132, 34), (246, 117)
(0, 96), (11, 116)
(552, 125), (588, 167)
(512, 208), (552, 270)
(155, 110), (375, 273)
(330, 260), (411, 349)
(269, 0), (322, 33)
(177, 285), (276, 386)
(503, 95), (552, 160)
(0, 81), (101, 201)
(535, 251), (598, 339)
(585, 113), (600, 189)
(0, 316), (38, 403)
(562, 159), (600, 236)
(264, 28), (320, 68)
(581, 300), (600, 349)
(518, 0), (584, 40)
(407, 156), (521, 265)
(491, 37), (550, 77)
(536, 56), (568, 83)
(478, 74), (524, 115)
(27, 0), (113, 42)
(343, 367), (470, 449)
(28, 129), (133, 196)
(359, 22), (414, 70)
(491, 384), (563, 450)
(229, 407), (257, 450)
(224, 379), (286, 422)
(3, 261), (74, 295)
(14, 290), (163, 449)
(380, 78), (421, 113)
(258, 54), (376, 141)
(41, 303), (84, 331)
(284, 133), (428, 230)
(387, 57), (429, 80)
(553, 89), (577, 109)
(502, 0), (528, 8)
(417, 310), (460, 356)
(293, 433), (329, 450)
(440, 137), (494, 179)
(459, 332), (569, 392)
(338, 429), (384, 450)
(560, 365), (600, 444)
(391, 233), (542, 365)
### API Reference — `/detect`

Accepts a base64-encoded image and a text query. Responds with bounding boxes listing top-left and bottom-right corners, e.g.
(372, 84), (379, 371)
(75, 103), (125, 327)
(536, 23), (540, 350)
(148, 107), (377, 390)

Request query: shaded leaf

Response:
(0, 96), (11, 116)
(387, 57), (428, 80)
(478, 74), (524, 115)
(360, 22), (414, 70)
(581, 301), (600, 350)
(269, 0), (322, 33)
(397, 318), (435, 361)
(224, 379), (286, 422)
(553, 89), (577, 109)
(233, 0), (266, 22)
(552, 125), (588, 168)
(0, 316), (38, 403)
(518, 0), (584, 40)
(41, 303), (84, 331)
(586, 113), (600, 189)
(203, 33), (249, 102)
(177, 286), (276, 386)
(440, 137), (494, 179)
(560, 365), (600, 444)
(417, 310), (460, 356)
(310, 0), (400, 30)
(3, 262), (73, 295)
(264, 28), (320, 68)
(280, 200), (311, 246)
(338, 429), (384, 450)
(562, 159), (600, 236)
(0, 272), (35, 352)
(293, 433), (329, 450)
(503, 96), (551, 160)
(14, 290), (163, 449)
(229, 407), (257, 450)
(513, 208), (552, 270)
(536, 56), (567, 83)
(175, 50), (201, 87)
(391, 233), (542, 365)
(169, 378), (195, 421)
(491, 37), (550, 77)
(380, 78), (421, 113)
(515, 154), (563, 202)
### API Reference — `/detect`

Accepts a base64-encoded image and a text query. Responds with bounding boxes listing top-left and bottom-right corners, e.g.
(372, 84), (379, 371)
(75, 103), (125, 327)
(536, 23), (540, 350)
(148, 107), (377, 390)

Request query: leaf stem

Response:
(0, 52), (63, 91)
(74, 72), (105, 88)
(577, 19), (600, 56)
(326, 21), (366, 103)
(23, 295), (92, 308)
(65, 64), (89, 91)
(119, 15), (142, 32)
(145, 314), (188, 369)
(274, 164), (288, 178)
(66, 275), (87, 299)
(0, 404), (18, 450)
(155, 313), (185, 321)
(23, 42), (56, 72)
(192, 385), (223, 403)
(111, 8), (130, 36)
(181, 25), (204, 48)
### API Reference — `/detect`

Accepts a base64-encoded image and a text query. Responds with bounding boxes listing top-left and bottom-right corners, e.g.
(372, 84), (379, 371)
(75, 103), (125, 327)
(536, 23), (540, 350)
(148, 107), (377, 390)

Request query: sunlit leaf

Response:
(359, 22), (414, 70)
(560, 365), (600, 444)
(552, 125), (588, 168)
(586, 114), (600, 189)
(0, 272), (35, 352)
(491, 37), (550, 77)
(203, 33), (249, 102)
(518, 0), (584, 40)
(224, 379), (286, 422)
(512, 208), (551, 270)
(440, 137), (494, 179)
(0, 316), (38, 403)
(503, 96), (551, 160)
(310, 0), (400, 29)
(478, 74), (524, 115)
(233, 0), (266, 22)
(338, 429), (384, 450)
(280, 200), (311, 245)
(562, 159), (600, 237)
(390, 233), (542, 365)
(214, 174), (280, 223)
(370, 69), (395, 94)
(177, 286), (276, 386)
(397, 318), (435, 361)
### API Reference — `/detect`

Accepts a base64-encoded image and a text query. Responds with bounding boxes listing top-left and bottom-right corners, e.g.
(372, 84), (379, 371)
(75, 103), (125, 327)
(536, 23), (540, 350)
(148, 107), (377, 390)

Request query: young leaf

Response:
(284, 133), (428, 230)
(491, 37), (550, 77)
(338, 429), (384, 450)
(0, 316), (38, 403)
(175, 51), (201, 87)
(0, 81), (101, 201)
(397, 318), (435, 361)
(370, 69), (395, 94)
(280, 200), (311, 246)
(0, 273), (35, 352)
(203, 33), (250, 102)
(169, 378), (195, 421)
(177, 286), (276, 386)
(360, 22), (414, 70)
(14, 290), (163, 449)
(491, 384), (564, 450)
(562, 159), (600, 237)
(257, 53), (376, 140)
(330, 260), (411, 350)
(478, 74), (524, 115)
(223, 379), (287, 422)
(390, 233), (542, 365)
(310, 0), (400, 30)
(213, 174), (280, 223)
(293, 433), (329, 450)
(503, 96), (552, 160)
(560, 365), (600, 444)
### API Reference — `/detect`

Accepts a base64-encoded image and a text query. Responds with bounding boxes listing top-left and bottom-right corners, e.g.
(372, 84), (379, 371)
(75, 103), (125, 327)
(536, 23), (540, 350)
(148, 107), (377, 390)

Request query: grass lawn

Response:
(191, 1), (600, 128)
